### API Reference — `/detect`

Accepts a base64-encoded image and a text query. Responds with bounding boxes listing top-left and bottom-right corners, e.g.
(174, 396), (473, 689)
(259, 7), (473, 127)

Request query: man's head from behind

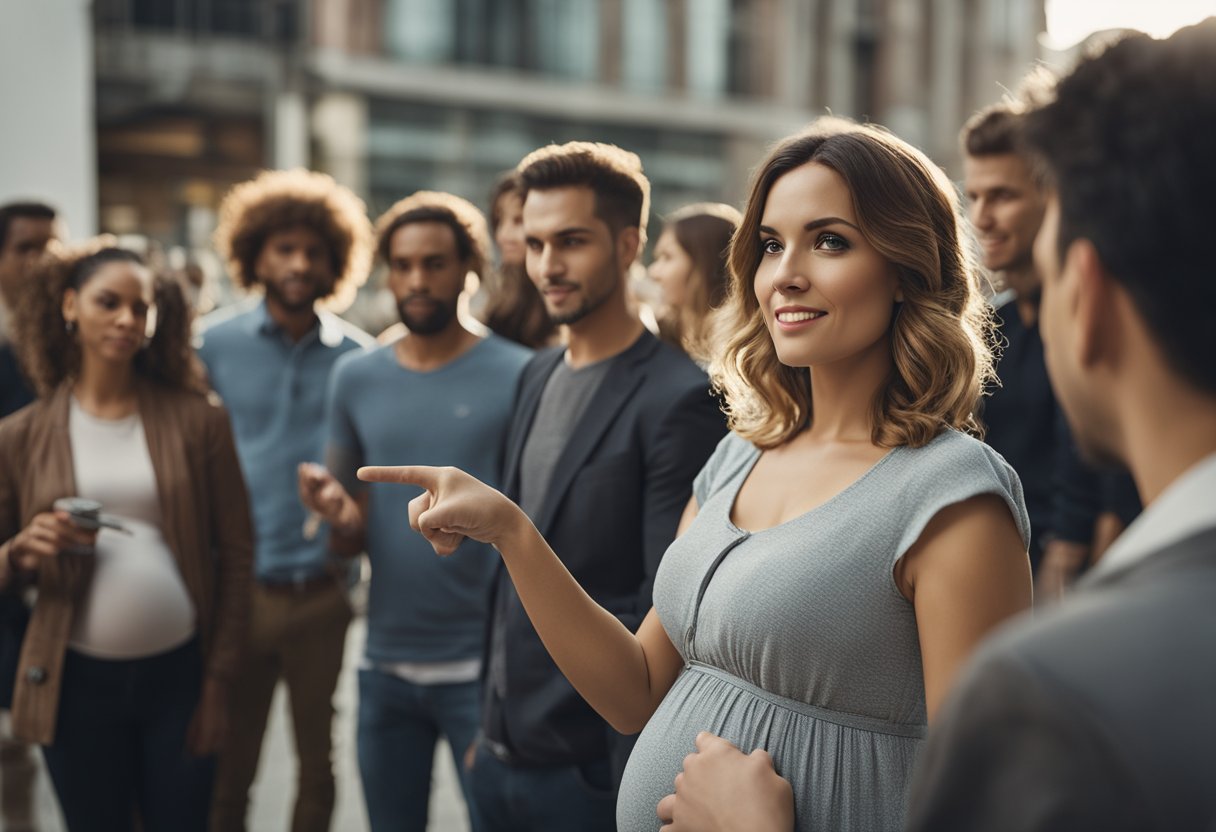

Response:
(213, 169), (373, 314)
(961, 92), (1049, 287)
(374, 191), (489, 336)
(516, 141), (650, 326)
(0, 201), (58, 304)
(1026, 19), (1216, 468)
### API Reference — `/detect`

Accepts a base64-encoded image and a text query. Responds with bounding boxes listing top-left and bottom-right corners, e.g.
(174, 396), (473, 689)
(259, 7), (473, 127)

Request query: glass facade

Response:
(366, 99), (732, 230)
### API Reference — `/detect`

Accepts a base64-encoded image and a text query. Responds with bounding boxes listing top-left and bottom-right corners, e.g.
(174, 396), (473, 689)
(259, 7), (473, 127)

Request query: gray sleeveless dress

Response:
(616, 429), (1030, 831)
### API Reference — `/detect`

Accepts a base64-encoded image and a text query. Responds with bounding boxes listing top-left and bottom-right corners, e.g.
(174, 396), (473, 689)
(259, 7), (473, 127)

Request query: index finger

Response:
(357, 465), (440, 489)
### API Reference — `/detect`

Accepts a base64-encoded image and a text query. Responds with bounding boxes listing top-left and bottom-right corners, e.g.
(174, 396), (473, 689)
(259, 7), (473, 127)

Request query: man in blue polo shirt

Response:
(299, 191), (530, 831)
(197, 169), (374, 832)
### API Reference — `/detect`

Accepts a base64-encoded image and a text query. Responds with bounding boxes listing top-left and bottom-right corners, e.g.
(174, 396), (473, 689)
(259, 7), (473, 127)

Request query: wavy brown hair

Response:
(711, 118), (995, 450)
(213, 168), (373, 313)
(13, 238), (205, 397)
(657, 202), (741, 362)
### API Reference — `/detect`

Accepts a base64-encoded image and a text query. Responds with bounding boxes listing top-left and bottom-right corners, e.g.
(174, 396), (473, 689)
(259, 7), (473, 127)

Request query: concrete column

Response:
(0, 0), (97, 237)
(826, 0), (857, 116)
(930, 0), (965, 167)
(312, 92), (368, 198)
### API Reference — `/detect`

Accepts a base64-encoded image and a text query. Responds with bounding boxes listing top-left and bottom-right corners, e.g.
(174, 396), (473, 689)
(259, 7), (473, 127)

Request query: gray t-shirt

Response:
(517, 355), (613, 520)
(490, 352), (614, 700)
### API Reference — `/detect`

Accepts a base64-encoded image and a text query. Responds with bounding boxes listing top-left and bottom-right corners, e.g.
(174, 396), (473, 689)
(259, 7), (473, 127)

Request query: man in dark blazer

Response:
(467, 141), (725, 831)
(654, 20), (1216, 832)
(905, 21), (1216, 830)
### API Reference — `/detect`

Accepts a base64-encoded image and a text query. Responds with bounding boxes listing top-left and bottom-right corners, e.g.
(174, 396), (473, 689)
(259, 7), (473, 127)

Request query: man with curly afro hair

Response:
(196, 169), (374, 832)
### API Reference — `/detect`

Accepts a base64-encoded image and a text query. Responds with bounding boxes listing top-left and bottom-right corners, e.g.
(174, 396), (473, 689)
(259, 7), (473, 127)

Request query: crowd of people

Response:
(0, 17), (1212, 832)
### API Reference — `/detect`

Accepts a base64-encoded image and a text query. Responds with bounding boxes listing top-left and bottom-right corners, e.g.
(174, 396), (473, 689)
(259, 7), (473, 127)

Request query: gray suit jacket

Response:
(906, 526), (1216, 832)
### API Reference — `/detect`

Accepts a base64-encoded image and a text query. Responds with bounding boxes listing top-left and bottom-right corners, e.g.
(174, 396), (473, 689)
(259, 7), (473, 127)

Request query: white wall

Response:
(0, 0), (96, 238)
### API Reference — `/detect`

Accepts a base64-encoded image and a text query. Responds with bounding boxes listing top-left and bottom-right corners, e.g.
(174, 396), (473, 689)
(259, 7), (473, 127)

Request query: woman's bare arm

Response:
(360, 465), (694, 734)
(899, 494), (1032, 721)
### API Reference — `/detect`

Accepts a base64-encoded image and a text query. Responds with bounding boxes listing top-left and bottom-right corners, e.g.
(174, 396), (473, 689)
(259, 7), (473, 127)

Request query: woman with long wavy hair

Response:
(360, 119), (1033, 831)
(0, 241), (252, 831)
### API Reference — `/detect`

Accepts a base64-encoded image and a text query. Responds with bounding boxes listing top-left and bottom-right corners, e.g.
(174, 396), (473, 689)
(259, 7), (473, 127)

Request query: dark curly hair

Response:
(13, 239), (205, 397)
(213, 169), (373, 312)
(1022, 19), (1216, 395)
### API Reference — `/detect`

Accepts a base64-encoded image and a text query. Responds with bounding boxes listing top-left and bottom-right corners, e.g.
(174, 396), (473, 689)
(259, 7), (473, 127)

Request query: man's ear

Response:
(616, 226), (641, 270)
(1065, 238), (1118, 371)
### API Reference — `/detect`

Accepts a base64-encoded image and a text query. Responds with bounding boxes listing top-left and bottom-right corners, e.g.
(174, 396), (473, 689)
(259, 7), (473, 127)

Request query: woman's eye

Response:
(817, 232), (849, 251)
(761, 239), (783, 256)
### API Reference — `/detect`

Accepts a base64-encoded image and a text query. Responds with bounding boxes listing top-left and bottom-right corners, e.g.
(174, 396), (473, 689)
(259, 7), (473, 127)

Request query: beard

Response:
(543, 255), (620, 326)
(262, 276), (327, 314)
(397, 293), (458, 335)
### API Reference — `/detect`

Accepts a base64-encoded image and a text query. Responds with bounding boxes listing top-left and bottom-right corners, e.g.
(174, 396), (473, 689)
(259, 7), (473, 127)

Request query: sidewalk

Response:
(19, 616), (471, 832)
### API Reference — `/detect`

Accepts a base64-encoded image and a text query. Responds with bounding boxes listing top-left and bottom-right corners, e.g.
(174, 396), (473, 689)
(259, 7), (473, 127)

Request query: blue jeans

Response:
(356, 668), (482, 831)
(41, 638), (214, 832)
(468, 742), (616, 832)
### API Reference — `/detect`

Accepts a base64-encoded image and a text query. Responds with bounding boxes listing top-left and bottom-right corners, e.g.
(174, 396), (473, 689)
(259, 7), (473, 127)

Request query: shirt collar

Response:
(1088, 452), (1216, 581)
(250, 298), (345, 348)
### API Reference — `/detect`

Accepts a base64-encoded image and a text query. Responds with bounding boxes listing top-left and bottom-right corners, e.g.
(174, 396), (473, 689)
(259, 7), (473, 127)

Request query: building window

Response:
(621, 0), (667, 92)
(384, 0), (456, 64)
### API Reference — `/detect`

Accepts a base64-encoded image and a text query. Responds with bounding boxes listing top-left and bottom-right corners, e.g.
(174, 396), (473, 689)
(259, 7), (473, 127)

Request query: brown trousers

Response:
(210, 580), (351, 832)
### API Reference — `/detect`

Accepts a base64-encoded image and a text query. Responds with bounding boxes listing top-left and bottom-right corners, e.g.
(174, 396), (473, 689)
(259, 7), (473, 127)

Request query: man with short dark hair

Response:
(469, 142), (725, 830)
(0, 201), (58, 417)
(298, 191), (531, 831)
(962, 97), (1139, 589)
(0, 199), (57, 832)
(197, 170), (374, 832)
(907, 20), (1216, 829)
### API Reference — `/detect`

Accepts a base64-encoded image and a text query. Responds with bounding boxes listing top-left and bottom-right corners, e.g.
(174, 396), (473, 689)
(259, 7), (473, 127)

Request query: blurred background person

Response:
(478, 173), (557, 349)
(647, 202), (740, 364)
(0, 201), (59, 417)
(0, 240), (252, 831)
(197, 170), (374, 832)
(961, 93), (1140, 587)
(0, 199), (60, 832)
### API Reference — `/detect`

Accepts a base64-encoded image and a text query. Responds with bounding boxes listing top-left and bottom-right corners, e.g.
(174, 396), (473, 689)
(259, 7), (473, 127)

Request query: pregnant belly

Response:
(616, 662), (923, 832)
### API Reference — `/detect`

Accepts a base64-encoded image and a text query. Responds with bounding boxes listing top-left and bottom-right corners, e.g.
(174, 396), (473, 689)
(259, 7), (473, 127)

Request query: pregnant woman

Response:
(0, 241), (252, 831)
(363, 119), (1033, 831)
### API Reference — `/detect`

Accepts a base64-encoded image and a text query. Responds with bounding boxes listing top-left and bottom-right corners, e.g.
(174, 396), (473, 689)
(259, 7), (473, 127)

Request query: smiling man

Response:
(196, 169), (374, 832)
(469, 142), (725, 831)
(908, 19), (1216, 829)
(297, 191), (531, 831)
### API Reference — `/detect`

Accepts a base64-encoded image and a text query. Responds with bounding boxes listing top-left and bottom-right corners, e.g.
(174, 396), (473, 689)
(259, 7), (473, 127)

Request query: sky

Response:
(1045, 0), (1216, 47)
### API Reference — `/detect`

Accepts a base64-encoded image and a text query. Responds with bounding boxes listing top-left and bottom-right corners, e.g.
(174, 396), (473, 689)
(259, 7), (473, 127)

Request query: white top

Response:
(68, 399), (197, 658)
(1090, 452), (1216, 579)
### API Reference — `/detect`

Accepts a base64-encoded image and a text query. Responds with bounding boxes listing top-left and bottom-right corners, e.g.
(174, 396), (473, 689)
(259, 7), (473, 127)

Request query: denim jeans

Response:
(41, 638), (214, 832)
(468, 742), (617, 832)
(356, 668), (482, 832)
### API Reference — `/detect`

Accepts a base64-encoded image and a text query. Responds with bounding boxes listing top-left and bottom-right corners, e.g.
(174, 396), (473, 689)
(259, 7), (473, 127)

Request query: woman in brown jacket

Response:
(0, 241), (252, 831)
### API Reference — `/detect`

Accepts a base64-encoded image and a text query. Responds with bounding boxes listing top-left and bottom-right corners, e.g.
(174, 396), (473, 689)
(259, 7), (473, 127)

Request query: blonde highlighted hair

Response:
(710, 118), (995, 449)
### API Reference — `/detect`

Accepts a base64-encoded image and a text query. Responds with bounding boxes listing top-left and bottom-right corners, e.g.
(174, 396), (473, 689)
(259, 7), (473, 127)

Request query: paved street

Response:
(19, 616), (471, 832)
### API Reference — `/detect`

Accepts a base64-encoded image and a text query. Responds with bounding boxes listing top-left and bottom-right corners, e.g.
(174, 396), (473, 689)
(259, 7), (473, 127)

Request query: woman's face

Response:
(62, 260), (155, 368)
(494, 191), (526, 267)
(648, 228), (695, 308)
(754, 162), (901, 369)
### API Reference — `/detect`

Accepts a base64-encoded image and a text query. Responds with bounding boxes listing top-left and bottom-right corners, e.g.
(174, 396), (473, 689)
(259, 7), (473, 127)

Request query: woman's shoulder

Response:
(905, 428), (1017, 481)
(694, 432), (759, 505)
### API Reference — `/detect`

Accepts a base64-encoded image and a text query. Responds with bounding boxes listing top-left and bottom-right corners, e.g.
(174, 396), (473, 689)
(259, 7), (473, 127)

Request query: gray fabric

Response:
(616, 429), (1030, 832)
(906, 526), (1216, 832)
(490, 353), (613, 701)
(516, 356), (613, 521)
